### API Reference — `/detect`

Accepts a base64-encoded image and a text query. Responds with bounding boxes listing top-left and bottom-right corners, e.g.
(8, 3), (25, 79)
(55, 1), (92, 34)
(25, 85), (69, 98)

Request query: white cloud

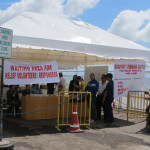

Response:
(108, 9), (150, 42)
(64, 0), (100, 17)
(0, 0), (100, 25)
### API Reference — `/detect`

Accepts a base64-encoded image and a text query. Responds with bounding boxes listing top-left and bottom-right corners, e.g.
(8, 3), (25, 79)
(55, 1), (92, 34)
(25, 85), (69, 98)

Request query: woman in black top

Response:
(69, 75), (79, 91)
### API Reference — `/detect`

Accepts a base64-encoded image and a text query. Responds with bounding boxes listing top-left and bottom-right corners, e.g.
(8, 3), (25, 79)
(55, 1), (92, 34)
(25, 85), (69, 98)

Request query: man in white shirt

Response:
(58, 72), (66, 91)
(96, 74), (108, 120)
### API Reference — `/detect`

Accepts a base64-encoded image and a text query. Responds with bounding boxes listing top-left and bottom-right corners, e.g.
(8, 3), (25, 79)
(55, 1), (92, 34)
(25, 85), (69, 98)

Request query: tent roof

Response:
(1, 11), (150, 68)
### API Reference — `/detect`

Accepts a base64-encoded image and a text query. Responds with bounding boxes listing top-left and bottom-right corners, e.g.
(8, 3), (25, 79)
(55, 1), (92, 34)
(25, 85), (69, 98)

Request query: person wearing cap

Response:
(96, 74), (108, 120)
(102, 73), (114, 123)
(32, 84), (43, 94)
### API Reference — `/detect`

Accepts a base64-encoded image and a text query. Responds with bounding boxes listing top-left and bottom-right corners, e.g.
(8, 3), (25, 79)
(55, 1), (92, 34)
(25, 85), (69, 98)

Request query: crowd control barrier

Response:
(56, 91), (91, 131)
(114, 97), (124, 113)
(127, 91), (150, 120)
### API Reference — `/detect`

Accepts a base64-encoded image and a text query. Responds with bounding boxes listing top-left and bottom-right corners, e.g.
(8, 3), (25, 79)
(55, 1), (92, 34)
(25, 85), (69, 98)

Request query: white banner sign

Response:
(0, 27), (13, 58)
(114, 60), (145, 98)
(4, 61), (59, 85)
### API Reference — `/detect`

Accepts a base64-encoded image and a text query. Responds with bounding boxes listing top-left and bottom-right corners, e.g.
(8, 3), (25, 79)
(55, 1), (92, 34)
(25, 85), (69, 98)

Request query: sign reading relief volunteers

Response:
(0, 27), (13, 58)
(4, 61), (59, 85)
(114, 60), (145, 98)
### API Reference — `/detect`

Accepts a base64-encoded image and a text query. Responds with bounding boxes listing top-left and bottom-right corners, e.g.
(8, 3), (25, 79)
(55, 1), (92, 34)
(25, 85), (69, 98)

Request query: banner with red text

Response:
(114, 60), (145, 98)
(4, 60), (59, 85)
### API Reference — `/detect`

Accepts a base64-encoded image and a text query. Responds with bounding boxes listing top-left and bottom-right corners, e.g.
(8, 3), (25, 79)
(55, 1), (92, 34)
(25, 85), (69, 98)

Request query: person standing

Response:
(85, 73), (99, 123)
(7, 85), (21, 114)
(96, 75), (108, 120)
(22, 84), (31, 96)
(76, 76), (86, 92)
(103, 73), (114, 123)
(69, 75), (79, 91)
(59, 72), (66, 91)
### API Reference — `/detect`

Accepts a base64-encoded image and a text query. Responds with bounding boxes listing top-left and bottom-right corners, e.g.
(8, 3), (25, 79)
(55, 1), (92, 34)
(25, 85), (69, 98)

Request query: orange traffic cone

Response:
(69, 105), (83, 133)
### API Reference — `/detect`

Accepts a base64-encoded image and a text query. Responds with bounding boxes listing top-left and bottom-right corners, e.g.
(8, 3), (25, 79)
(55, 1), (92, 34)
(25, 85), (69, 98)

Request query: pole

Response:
(0, 58), (4, 141)
(127, 91), (129, 121)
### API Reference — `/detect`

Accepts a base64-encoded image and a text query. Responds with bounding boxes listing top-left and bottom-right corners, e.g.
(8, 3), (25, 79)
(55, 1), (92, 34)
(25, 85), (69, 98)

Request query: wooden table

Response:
(21, 95), (58, 120)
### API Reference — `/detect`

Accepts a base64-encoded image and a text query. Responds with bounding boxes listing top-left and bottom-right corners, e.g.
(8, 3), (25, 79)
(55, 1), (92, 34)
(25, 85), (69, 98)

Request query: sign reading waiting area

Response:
(4, 61), (59, 85)
(0, 27), (13, 58)
(114, 60), (145, 98)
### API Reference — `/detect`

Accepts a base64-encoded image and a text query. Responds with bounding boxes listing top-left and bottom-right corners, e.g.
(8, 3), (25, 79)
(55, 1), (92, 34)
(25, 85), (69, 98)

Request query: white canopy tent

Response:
(1, 11), (150, 69)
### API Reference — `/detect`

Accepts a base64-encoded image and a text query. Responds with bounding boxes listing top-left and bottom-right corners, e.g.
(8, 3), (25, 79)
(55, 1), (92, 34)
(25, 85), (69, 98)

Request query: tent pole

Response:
(84, 55), (88, 83)
(0, 58), (4, 141)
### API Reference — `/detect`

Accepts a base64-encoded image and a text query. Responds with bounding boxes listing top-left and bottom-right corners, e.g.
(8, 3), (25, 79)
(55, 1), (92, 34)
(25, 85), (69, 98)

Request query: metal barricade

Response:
(114, 97), (123, 113)
(127, 91), (150, 120)
(56, 91), (91, 131)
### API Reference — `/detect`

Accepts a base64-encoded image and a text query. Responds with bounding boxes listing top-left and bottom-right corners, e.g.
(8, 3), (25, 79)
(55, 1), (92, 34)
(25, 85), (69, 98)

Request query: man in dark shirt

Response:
(103, 73), (114, 123)
(7, 85), (21, 113)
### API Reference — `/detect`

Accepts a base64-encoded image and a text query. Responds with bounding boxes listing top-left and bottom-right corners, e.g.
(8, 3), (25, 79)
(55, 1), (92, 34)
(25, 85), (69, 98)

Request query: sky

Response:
(0, 0), (150, 49)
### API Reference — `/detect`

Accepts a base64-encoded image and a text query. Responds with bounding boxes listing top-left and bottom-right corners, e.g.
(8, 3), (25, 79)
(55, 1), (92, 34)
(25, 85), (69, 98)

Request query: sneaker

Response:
(90, 120), (96, 124)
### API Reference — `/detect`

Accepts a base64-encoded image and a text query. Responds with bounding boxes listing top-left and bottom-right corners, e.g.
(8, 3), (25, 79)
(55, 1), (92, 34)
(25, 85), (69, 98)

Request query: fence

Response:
(127, 91), (150, 120)
(56, 91), (91, 131)
(114, 97), (124, 113)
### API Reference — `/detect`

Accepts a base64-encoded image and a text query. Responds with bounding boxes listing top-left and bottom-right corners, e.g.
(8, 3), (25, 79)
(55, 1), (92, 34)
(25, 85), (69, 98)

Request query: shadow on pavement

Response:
(3, 116), (59, 138)
(136, 126), (150, 136)
(91, 117), (134, 129)
(3, 116), (134, 138)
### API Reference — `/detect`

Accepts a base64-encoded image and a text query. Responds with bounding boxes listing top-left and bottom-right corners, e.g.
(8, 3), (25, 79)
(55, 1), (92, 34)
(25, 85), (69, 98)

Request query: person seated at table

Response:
(58, 85), (63, 92)
(54, 85), (63, 96)
(22, 84), (31, 96)
(6, 85), (21, 114)
(32, 84), (43, 94)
